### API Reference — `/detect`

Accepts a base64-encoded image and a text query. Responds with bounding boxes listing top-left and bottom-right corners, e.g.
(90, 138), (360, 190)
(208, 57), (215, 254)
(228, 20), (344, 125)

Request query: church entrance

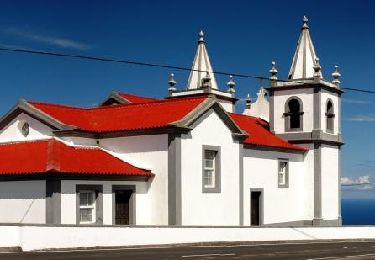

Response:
(251, 190), (262, 226)
(114, 189), (133, 225)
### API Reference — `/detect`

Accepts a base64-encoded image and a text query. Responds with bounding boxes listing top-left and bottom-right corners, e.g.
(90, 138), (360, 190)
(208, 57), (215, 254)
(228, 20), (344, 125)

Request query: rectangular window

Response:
(79, 190), (96, 224)
(202, 146), (221, 193)
(76, 185), (103, 225)
(203, 150), (216, 188)
(278, 160), (289, 188)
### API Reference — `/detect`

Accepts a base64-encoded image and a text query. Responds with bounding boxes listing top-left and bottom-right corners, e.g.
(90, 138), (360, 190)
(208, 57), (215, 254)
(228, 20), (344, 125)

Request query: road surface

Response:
(1, 240), (375, 259)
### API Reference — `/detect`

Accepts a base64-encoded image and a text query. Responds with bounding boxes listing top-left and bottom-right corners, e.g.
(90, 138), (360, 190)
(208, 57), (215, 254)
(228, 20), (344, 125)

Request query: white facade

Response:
(100, 135), (169, 225)
(180, 110), (240, 225)
(243, 149), (305, 225)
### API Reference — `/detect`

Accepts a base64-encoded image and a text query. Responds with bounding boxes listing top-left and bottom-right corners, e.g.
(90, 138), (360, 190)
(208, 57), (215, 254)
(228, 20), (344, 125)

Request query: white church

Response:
(0, 17), (342, 227)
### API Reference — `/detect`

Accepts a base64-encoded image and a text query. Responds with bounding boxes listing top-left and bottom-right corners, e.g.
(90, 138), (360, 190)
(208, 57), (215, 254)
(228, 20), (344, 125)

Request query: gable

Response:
(0, 99), (73, 133)
(172, 100), (246, 139)
(187, 109), (237, 144)
(0, 113), (53, 143)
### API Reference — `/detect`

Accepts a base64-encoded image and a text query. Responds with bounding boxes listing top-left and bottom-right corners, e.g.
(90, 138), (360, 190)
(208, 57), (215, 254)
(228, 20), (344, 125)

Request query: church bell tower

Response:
(268, 16), (343, 226)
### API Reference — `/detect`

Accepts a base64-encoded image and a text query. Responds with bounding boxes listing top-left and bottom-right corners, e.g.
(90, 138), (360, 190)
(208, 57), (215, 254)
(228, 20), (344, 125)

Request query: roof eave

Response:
(0, 99), (76, 132)
(243, 143), (307, 154)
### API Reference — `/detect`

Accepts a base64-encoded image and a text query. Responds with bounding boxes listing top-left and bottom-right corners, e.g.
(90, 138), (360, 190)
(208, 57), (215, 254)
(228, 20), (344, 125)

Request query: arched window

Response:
(326, 100), (335, 133)
(284, 98), (303, 131)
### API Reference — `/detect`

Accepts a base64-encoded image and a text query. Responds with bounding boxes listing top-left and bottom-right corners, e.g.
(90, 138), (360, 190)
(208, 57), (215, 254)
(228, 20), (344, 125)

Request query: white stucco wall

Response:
(99, 134), (168, 225)
(0, 181), (46, 223)
(0, 113), (53, 143)
(243, 149), (305, 225)
(180, 110), (240, 225)
(300, 144), (315, 221)
(321, 144), (340, 220)
(320, 90), (340, 135)
(273, 88), (314, 134)
(4, 225), (375, 251)
(60, 180), (150, 225)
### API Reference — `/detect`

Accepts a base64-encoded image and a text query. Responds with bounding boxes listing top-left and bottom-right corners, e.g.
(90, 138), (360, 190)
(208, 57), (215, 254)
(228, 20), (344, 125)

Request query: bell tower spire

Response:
(168, 31), (237, 113)
(187, 31), (219, 90)
(288, 16), (320, 79)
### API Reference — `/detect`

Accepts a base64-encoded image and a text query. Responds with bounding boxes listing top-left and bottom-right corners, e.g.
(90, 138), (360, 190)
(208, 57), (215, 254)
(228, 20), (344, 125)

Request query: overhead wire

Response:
(0, 46), (373, 94)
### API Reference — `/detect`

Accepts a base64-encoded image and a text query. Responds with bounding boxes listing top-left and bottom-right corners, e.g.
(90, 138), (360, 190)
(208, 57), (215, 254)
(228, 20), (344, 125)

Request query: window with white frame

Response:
(202, 146), (221, 193)
(278, 160), (289, 188)
(79, 190), (96, 224)
(203, 150), (216, 189)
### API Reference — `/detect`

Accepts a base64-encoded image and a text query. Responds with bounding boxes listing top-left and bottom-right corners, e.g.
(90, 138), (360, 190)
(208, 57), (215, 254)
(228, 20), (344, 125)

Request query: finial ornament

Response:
(227, 75), (236, 94)
(202, 71), (212, 89)
(245, 94), (252, 109)
(168, 73), (177, 93)
(269, 61), (278, 81)
(198, 30), (205, 43)
(332, 65), (341, 87)
(313, 57), (322, 79)
(302, 15), (309, 29)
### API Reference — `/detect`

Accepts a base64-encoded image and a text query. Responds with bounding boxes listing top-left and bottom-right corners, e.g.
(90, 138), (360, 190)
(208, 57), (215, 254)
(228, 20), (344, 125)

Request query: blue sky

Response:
(0, 0), (374, 198)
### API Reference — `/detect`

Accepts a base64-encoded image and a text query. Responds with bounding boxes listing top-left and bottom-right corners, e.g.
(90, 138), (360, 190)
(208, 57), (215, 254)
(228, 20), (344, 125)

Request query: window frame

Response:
(284, 97), (304, 132)
(76, 185), (103, 225)
(326, 99), (335, 133)
(202, 145), (221, 193)
(79, 190), (96, 224)
(277, 159), (289, 188)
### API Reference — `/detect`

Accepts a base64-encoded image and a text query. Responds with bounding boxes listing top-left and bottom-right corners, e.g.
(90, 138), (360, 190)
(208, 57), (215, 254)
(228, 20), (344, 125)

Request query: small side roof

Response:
(230, 113), (306, 152)
(0, 139), (153, 177)
(101, 92), (160, 106)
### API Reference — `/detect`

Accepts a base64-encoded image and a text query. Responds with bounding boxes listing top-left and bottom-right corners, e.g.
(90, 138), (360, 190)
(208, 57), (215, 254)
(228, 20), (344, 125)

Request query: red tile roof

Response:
(230, 113), (306, 152)
(117, 93), (160, 104)
(0, 139), (153, 176)
(28, 96), (208, 132)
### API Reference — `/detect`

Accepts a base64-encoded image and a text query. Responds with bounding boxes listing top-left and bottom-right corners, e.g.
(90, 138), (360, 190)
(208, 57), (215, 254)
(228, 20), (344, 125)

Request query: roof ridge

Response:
(28, 95), (209, 112)
(27, 100), (89, 110)
(117, 92), (159, 99)
(229, 112), (261, 120)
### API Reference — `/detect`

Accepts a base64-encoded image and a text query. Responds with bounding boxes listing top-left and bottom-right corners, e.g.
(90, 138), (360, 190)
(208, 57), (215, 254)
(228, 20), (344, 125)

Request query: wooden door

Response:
(115, 190), (132, 225)
(251, 191), (261, 226)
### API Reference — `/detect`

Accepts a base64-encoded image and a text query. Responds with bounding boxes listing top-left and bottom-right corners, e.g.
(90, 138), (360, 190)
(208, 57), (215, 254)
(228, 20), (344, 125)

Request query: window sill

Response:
(202, 187), (221, 193)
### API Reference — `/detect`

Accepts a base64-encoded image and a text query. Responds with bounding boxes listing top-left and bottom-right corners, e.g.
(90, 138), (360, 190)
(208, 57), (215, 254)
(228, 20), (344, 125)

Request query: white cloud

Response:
(345, 114), (375, 122)
(4, 28), (89, 50)
(341, 175), (371, 186)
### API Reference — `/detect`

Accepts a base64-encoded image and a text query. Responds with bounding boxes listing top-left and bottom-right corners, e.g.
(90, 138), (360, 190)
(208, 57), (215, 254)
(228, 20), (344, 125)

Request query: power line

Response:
(341, 88), (375, 94)
(0, 46), (373, 94)
(0, 46), (266, 80)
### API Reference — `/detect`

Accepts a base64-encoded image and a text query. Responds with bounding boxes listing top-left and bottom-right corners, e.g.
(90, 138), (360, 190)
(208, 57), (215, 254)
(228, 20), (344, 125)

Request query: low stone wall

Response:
(1, 224), (375, 251)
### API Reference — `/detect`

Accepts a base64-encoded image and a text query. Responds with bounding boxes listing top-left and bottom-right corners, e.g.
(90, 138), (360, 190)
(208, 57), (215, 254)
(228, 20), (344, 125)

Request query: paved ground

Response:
(2, 240), (375, 259)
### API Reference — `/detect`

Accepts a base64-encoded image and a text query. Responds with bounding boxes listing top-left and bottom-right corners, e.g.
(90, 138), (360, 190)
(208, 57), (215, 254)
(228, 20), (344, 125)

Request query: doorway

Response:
(112, 185), (135, 225)
(115, 190), (132, 225)
(251, 190), (262, 226)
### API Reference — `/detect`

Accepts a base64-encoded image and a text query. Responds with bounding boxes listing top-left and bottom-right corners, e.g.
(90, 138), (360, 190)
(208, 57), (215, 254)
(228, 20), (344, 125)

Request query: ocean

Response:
(341, 199), (375, 225)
